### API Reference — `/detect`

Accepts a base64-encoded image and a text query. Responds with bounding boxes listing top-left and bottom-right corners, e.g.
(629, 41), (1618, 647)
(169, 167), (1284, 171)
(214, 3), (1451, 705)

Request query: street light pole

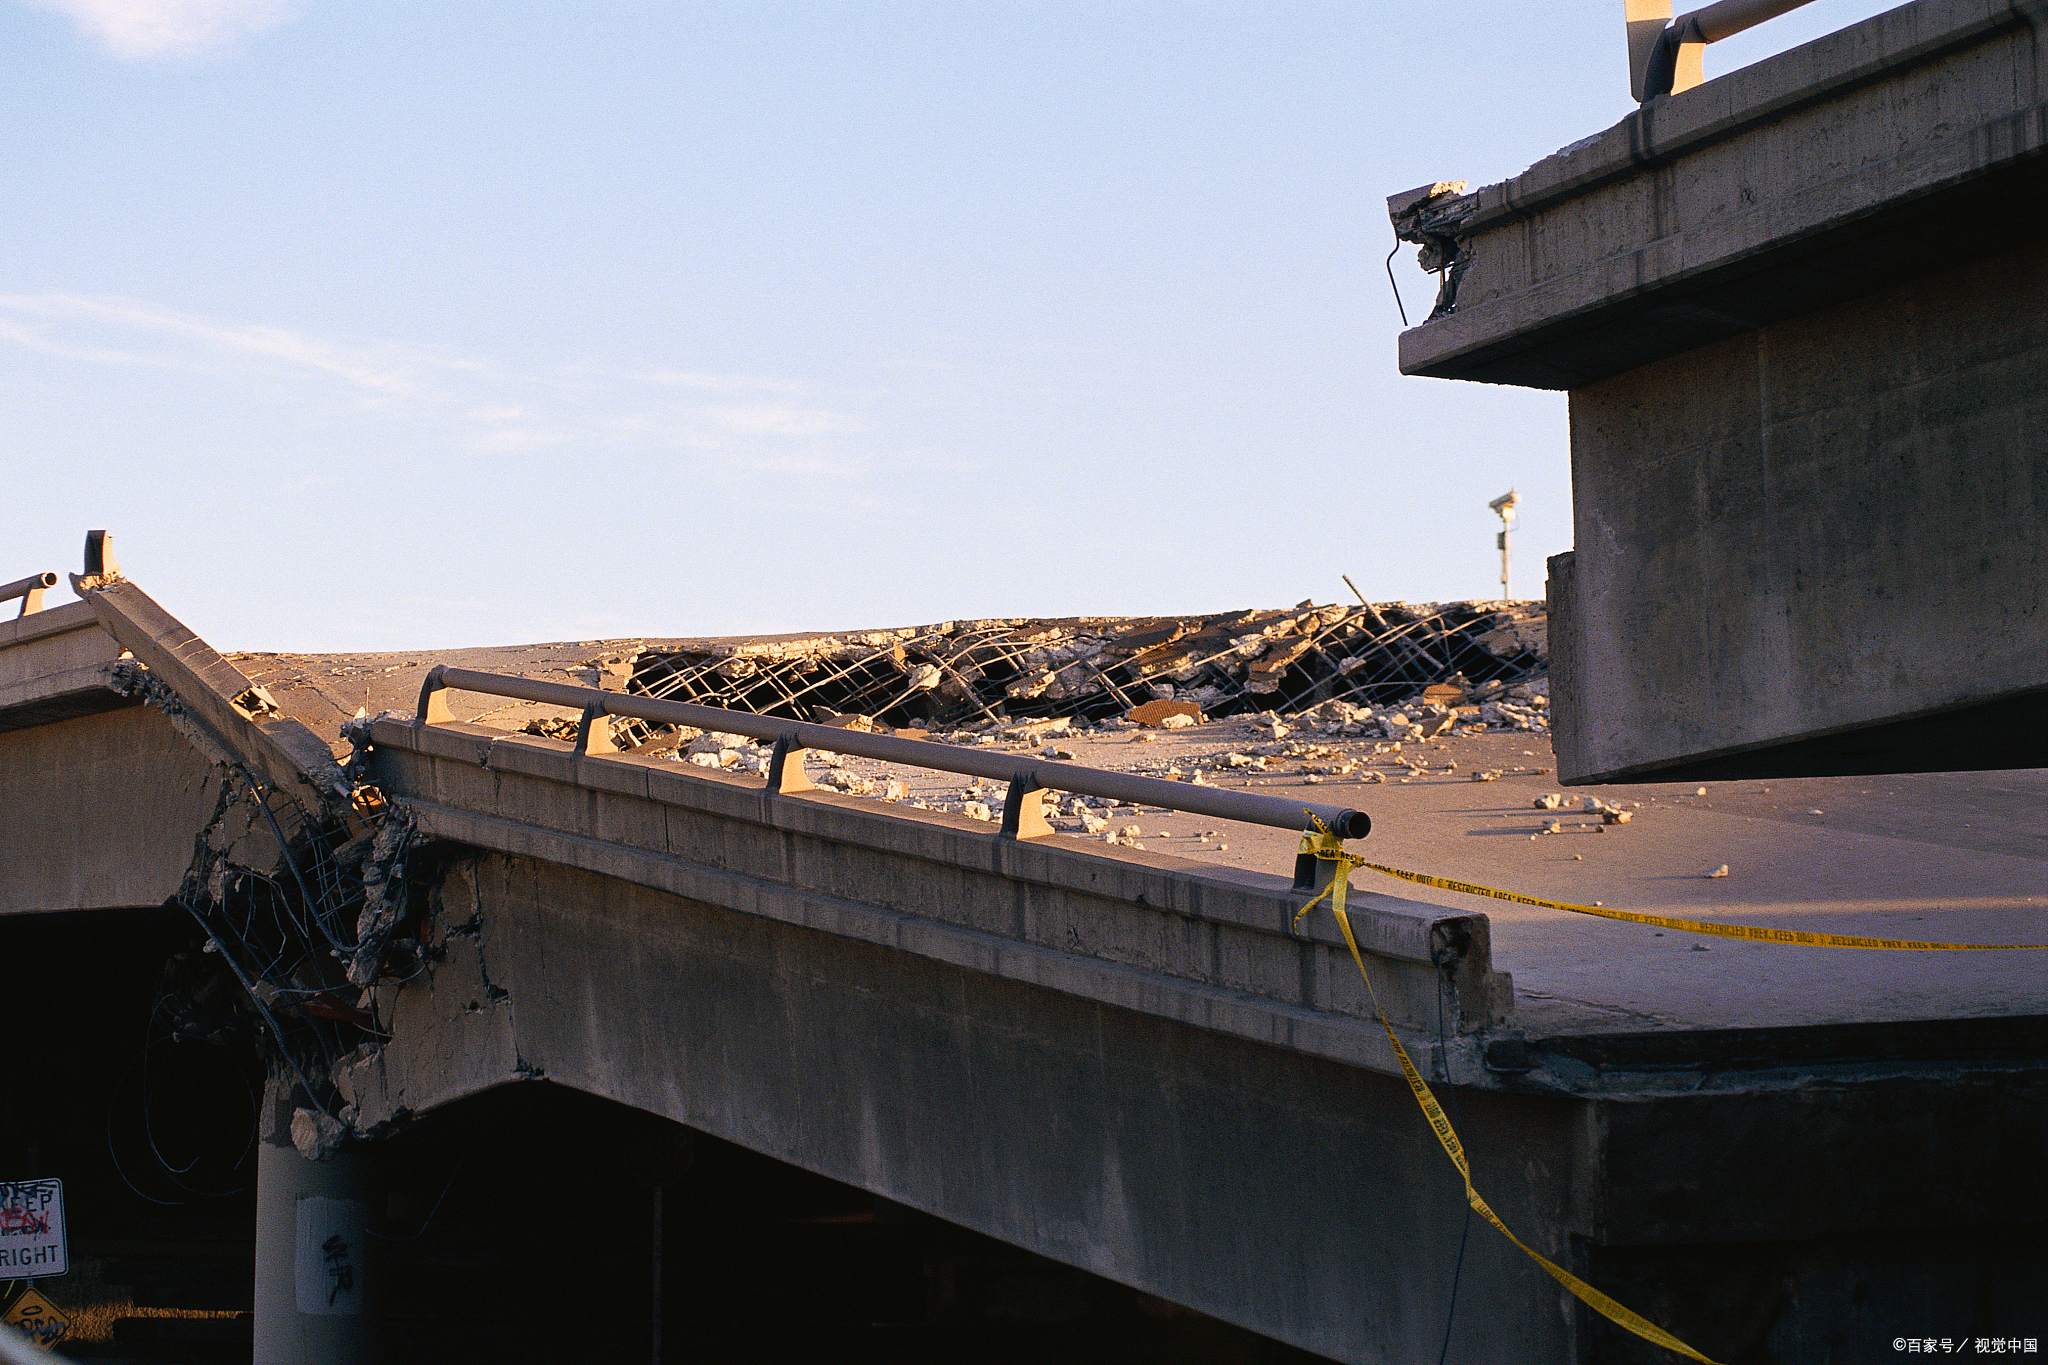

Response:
(1488, 489), (1518, 598)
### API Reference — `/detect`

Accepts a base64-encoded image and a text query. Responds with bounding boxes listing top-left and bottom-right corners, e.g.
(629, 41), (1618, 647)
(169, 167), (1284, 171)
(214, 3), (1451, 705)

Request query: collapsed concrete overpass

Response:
(2, 550), (2043, 1363)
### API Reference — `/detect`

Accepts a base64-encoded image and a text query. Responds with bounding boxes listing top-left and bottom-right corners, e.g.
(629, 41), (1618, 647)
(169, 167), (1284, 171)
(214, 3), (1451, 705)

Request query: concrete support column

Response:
(253, 1076), (376, 1365)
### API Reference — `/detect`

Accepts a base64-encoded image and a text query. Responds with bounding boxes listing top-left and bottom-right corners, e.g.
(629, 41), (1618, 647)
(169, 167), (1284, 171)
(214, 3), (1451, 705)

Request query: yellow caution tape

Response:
(1358, 862), (2048, 951)
(1296, 827), (1725, 1365)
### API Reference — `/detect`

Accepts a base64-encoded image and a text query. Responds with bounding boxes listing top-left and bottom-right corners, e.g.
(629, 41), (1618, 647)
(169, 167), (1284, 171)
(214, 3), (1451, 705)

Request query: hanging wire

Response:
(367, 1157), (465, 1242)
(1387, 233), (1411, 328)
(1434, 963), (1473, 1365)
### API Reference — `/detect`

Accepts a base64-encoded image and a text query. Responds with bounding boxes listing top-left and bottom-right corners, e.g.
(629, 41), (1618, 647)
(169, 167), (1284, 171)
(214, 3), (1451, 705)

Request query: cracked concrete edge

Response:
(79, 579), (351, 811)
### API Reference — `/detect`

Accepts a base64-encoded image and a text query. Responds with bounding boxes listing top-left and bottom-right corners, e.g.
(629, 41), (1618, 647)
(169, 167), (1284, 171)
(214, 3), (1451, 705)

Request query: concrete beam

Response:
(1387, 0), (2048, 779)
(78, 580), (349, 812)
(0, 600), (131, 732)
(1397, 0), (2048, 389)
(339, 853), (1584, 1365)
(337, 834), (2048, 1363)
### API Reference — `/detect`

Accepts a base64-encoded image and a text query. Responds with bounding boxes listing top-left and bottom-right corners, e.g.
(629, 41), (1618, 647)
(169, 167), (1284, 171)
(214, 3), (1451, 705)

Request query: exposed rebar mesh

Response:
(624, 600), (1545, 731)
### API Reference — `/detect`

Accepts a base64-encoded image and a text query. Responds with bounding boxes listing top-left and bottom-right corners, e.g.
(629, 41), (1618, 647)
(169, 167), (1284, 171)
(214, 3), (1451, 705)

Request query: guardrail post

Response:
(573, 701), (618, 756)
(415, 668), (454, 725)
(1000, 770), (1053, 840)
(2, 572), (57, 618)
(1293, 829), (1337, 895)
(1627, 0), (1673, 100)
(766, 735), (815, 793)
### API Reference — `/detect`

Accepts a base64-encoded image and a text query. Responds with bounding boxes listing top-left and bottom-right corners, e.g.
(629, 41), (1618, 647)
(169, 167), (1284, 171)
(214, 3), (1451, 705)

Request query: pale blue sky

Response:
(2, 0), (1898, 651)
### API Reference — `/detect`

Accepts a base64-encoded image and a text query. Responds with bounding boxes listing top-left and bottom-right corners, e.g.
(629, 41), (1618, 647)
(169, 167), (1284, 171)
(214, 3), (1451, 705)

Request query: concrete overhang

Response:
(0, 599), (135, 732)
(1397, 0), (2048, 390)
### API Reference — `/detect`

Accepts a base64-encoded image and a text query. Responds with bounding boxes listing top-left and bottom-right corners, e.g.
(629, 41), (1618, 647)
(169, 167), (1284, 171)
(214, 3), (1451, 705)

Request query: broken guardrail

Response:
(414, 665), (1370, 877)
(1, 571), (57, 618)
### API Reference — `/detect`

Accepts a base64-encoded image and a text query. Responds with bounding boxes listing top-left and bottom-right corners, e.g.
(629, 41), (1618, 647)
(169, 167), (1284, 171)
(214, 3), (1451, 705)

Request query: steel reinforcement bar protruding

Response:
(414, 664), (1371, 841)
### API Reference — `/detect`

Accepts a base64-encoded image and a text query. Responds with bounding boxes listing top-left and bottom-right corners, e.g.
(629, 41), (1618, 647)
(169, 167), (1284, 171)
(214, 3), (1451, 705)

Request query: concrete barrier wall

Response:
(362, 717), (1513, 1071)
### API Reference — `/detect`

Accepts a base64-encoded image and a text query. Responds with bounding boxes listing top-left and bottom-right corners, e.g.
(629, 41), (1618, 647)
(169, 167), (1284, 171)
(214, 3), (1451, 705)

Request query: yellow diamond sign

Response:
(4, 1288), (70, 1347)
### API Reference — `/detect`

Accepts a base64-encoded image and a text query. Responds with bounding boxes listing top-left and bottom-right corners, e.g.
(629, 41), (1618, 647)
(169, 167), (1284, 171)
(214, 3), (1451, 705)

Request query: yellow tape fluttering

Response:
(1358, 862), (2048, 951)
(1294, 827), (1724, 1365)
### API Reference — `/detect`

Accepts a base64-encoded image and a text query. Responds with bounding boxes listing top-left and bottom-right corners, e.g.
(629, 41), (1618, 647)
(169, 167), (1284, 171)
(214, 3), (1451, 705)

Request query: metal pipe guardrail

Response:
(413, 665), (1371, 846)
(1, 572), (57, 619)
(1631, 0), (1819, 101)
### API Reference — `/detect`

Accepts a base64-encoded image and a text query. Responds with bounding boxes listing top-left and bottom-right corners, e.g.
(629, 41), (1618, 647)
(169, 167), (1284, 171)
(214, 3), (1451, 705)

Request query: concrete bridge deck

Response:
(226, 639), (2048, 1045)
(4, 577), (2048, 1365)
(4, 577), (2044, 1363)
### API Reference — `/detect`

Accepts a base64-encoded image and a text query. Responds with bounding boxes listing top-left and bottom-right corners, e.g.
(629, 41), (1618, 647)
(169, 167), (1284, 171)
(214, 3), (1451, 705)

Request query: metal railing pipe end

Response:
(2, 571), (59, 618)
(1327, 809), (1371, 841)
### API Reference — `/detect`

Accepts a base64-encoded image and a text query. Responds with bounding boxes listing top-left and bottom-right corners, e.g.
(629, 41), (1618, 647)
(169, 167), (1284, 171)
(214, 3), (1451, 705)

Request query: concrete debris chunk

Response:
(1533, 793), (1563, 809)
(817, 768), (875, 796)
(1128, 699), (1204, 728)
(623, 599), (1546, 738)
(1705, 864), (1730, 878)
(1002, 716), (1073, 742)
(290, 1107), (348, 1161)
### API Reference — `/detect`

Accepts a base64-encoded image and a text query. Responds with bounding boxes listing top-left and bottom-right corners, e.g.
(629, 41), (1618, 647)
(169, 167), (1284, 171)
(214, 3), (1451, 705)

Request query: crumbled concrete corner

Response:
(1387, 181), (1472, 319)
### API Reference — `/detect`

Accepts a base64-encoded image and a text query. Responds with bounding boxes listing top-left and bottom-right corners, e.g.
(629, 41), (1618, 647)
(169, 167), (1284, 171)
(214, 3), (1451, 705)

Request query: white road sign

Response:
(0, 1180), (66, 1278)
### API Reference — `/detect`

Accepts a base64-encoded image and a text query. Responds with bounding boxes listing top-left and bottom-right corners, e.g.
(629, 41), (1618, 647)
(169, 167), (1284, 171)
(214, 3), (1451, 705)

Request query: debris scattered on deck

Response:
(566, 600), (1546, 752)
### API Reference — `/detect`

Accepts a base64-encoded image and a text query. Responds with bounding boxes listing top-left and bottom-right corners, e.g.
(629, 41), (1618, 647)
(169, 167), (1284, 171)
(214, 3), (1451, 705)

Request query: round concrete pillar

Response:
(252, 1077), (376, 1365)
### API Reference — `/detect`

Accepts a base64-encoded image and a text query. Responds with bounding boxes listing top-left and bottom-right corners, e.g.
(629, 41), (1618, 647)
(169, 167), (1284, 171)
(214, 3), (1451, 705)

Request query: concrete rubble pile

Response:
(612, 599), (1546, 739)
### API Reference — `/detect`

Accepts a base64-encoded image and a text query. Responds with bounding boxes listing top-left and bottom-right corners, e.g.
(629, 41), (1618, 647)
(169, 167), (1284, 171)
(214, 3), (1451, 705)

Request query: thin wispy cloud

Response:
(644, 369), (808, 395)
(0, 290), (875, 474)
(0, 292), (470, 395)
(0, 316), (158, 367)
(30, 0), (298, 59)
(695, 404), (862, 437)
